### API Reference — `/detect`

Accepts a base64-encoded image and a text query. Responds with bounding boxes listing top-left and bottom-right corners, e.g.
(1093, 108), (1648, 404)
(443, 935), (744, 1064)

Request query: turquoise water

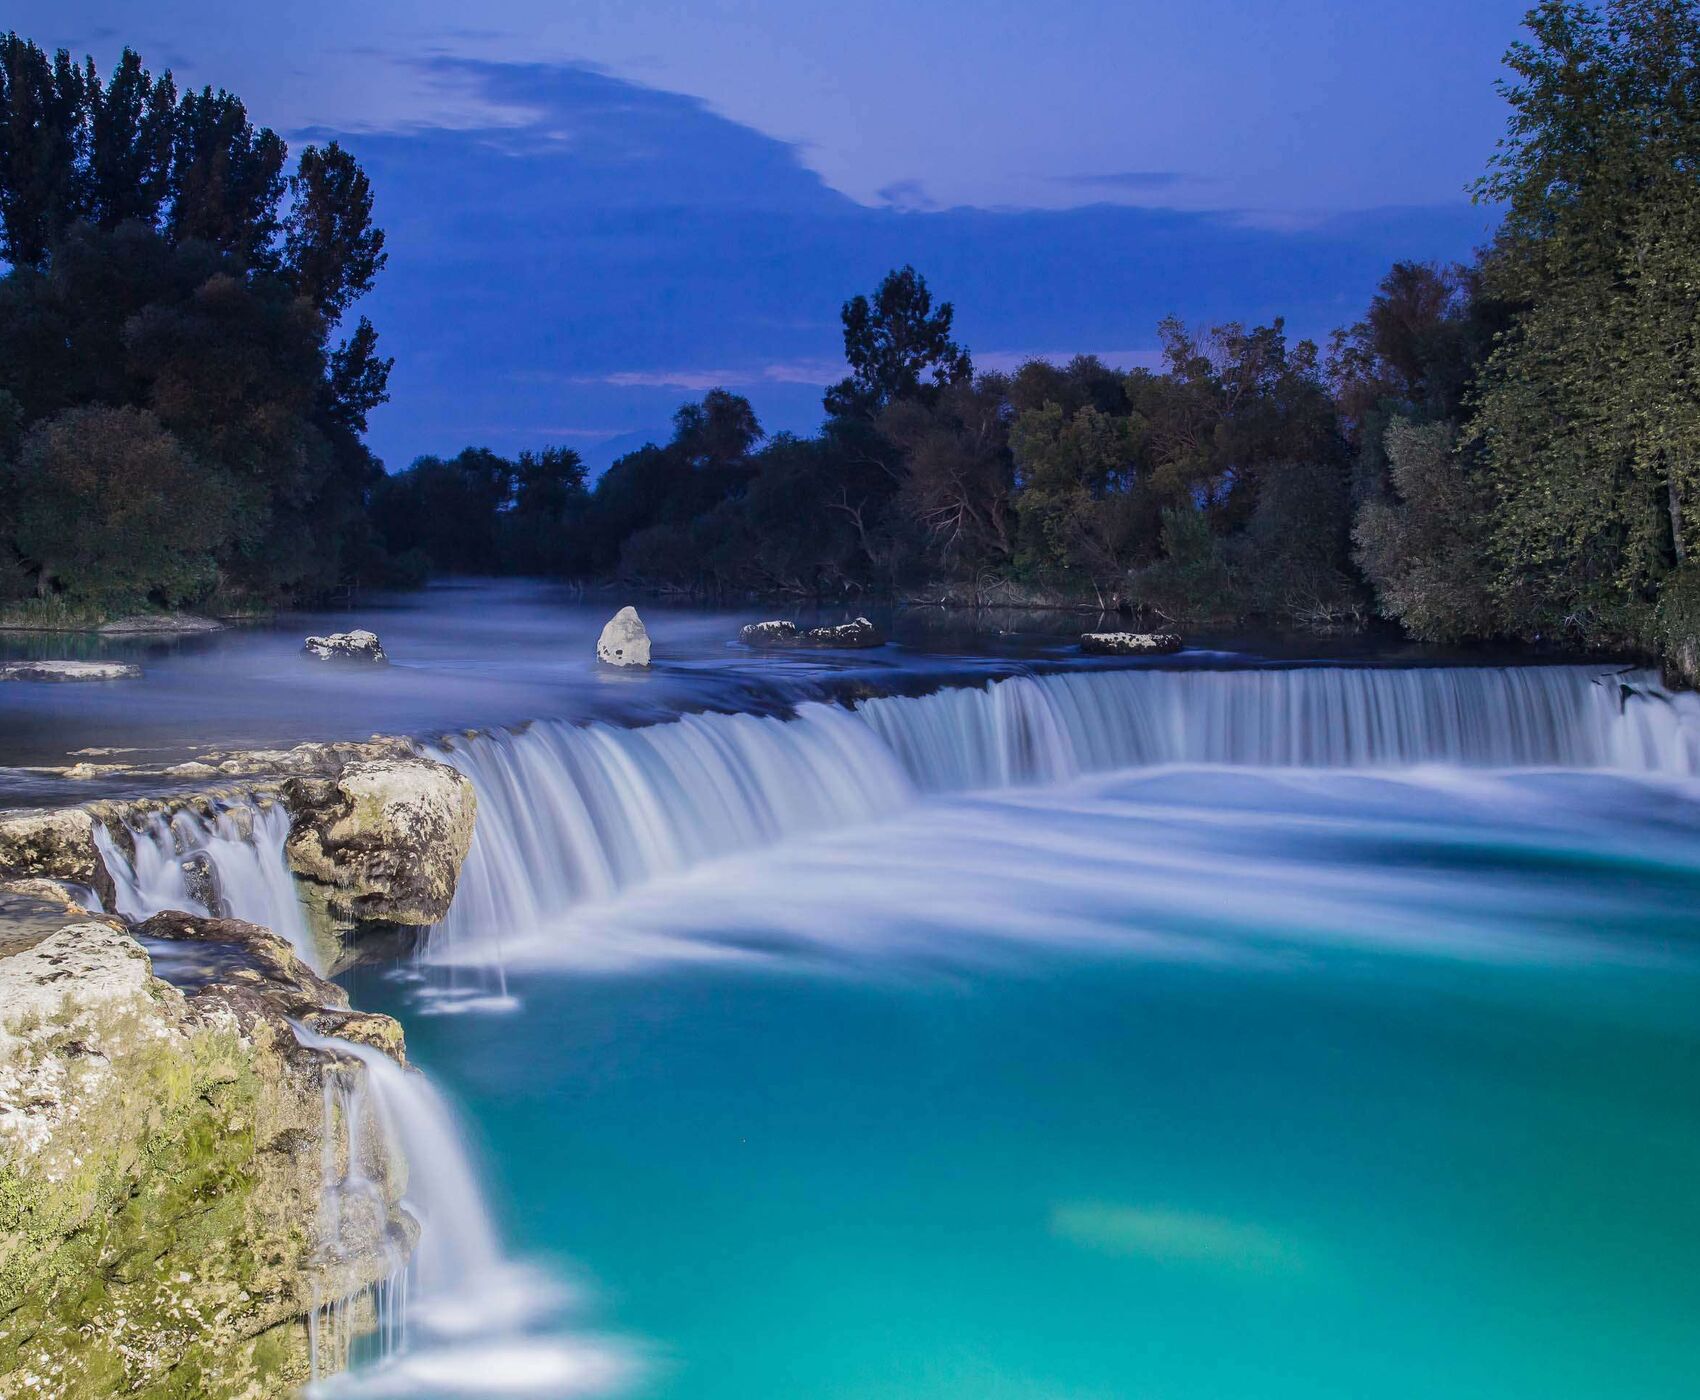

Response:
(350, 765), (1700, 1399)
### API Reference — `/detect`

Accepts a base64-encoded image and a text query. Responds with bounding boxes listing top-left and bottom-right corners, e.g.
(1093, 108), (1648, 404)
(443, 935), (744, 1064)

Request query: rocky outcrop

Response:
(302, 629), (387, 663)
(0, 807), (112, 906)
(283, 756), (477, 938)
(740, 617), (885, 649)
(1080, 631), (1184, 656)
(0, 905), (413, 1399)
(0, 660), (141, 682)
(597, 606), (651, 666)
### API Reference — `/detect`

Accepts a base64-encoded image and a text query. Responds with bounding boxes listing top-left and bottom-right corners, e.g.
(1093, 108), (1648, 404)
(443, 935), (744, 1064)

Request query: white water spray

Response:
(426, 664), (1700, 968)
(93, 798), (319, 968)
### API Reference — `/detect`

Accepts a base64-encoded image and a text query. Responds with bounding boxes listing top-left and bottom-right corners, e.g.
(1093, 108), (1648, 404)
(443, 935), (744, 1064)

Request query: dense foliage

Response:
(5, 4), (1699, 683)
(383, 2), (1700, 678)
(0, 36), (393, 614)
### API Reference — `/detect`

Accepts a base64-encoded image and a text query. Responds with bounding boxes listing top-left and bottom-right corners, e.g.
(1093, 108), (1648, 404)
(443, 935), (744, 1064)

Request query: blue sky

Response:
(19, 1), (1532, 468)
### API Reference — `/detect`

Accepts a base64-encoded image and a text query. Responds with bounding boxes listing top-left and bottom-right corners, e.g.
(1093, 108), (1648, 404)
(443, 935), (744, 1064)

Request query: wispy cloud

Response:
(876, 178), (939, 213)
(588, 360), (842, 391)
(1051, 170), (1189, 192)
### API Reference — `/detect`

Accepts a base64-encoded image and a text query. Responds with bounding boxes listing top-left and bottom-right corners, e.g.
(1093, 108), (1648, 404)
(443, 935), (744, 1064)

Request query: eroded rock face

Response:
(0, 807), (112, 906)
(596, 606), (651, 666)
(1080, 631), (1184, 656)
(0, 660), (141, 682)
(0, 912), (412, 1399)
(283, 756), (477, 934)
(303, 629), (387, 662)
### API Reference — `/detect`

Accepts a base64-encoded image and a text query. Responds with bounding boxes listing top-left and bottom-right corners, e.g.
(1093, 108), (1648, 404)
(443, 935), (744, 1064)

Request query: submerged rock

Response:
(740, 619), (801, 647)
(597, 605), (651, 666)
(0, 911), (412, 1398)
(302, 628), (387, 662)
(803, 616), (885, 649)
(1080, 631), (1184, 656)
(0, 659), (141, 682)
(283, 755), (477, 934)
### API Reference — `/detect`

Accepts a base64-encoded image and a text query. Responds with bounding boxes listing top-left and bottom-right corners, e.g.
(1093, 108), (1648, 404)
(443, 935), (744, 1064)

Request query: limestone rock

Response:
(283, 755), (477, 929)
(803, 616), (885, 649)
(0, 659), (141, 681)
(597, 606), (651, 666)
(1080, 631), (1184, 656)
(302, 628), (387, 662)
(0, 807), (111, 904)
(740, 620), (801, 647)
(0, 914), (412, 1398)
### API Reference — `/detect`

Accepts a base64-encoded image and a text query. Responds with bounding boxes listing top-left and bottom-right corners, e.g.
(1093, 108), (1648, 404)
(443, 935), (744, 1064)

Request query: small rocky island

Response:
(0, 739), (478, 1397)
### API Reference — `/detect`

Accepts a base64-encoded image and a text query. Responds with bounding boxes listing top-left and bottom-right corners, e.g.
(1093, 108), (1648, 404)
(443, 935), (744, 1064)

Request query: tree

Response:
(825, 265), (972, 419)
(9, 405), (234, 602)
(168, 86), (286, 265)
(284, 141), (386, 319)
(1354, 418), (1498, 641)
(0, 35), (86, 267)
(1470, 0), (1700, 640)
(83, 48), (175, 232)
(881, 377), (1016, 576)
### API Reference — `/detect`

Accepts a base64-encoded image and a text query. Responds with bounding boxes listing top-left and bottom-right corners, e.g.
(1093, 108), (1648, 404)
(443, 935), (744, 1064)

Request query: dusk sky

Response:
(19, 0), (1532, 470)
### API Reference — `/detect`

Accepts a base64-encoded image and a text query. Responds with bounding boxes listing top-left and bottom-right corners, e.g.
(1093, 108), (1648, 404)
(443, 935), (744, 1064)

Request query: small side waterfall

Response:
(294, 1025), (636, 1397)
(94, 799), (318, 968)
(426, 664), (1700, 968)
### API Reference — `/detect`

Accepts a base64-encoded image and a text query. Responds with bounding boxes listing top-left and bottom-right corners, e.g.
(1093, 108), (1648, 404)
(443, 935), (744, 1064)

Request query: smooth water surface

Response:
(349, 763), (1700, 1400)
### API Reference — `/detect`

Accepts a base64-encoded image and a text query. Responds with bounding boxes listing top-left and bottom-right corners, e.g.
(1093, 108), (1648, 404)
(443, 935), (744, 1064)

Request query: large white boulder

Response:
(597, 606), (651, 667)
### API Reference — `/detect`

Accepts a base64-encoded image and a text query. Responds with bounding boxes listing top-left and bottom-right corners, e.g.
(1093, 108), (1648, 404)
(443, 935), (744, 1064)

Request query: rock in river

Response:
(740, 619), (801, 648)
(0, 660), (140, 682)
(302, 628), (387, 662)
(597, 606), (651, 666)
(803, 616), (885, 649)
(1080, 631), (1184, 656)
(283, 755), (477, 931)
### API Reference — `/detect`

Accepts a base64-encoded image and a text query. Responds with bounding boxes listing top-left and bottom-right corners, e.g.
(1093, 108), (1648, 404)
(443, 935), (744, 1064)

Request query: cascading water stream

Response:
(424, 664), (1700, 972)
(93, 798), (319, 969)
(292, 1024), (636, 1397)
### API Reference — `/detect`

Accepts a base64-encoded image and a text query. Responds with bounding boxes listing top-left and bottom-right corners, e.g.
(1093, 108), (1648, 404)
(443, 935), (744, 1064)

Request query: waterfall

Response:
(424, 703), (912, 974)
(94, 798), (318, 969)
(426, 664), (1700, 968)
(293, 1025), (637, 1397)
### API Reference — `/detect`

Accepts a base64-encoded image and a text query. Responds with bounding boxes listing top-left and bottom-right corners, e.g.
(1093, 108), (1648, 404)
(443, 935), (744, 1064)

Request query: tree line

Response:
(2, 4), (1697, 685)
(380, 0), (1700, 680)
(0, 35), (393, 616)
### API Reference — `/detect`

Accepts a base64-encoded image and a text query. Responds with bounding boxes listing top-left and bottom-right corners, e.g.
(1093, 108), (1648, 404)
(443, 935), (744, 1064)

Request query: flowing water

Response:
(84, 642), (1700, 1397)
(95, 798), (318, 967)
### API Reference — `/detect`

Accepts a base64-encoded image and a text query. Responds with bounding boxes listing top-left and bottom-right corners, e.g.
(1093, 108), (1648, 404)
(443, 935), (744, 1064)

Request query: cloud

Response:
(589, 360), (841, 392)
(326, 57), (1491, 469)
(1051, 170), (1189, 192)
(876, 179), (940, 213)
